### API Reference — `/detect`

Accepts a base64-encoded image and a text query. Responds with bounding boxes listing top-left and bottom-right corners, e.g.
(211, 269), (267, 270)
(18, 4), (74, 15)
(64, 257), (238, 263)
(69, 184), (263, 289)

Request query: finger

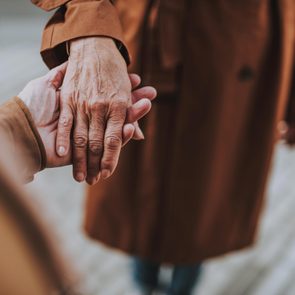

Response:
(133, 122), (145, 140)
(131, 86), (157, 103)
(46, 62), (68, 89)
(126, 99), (151, 141)
(86, 102), (107, 185)
(122, 123), (135, 147)
(72, 110), (89, 182)
(100, 104), (126, 180)
(126, 99), (152, 123)
(129, 73), (141, 89)
(56, 102), (73, 157)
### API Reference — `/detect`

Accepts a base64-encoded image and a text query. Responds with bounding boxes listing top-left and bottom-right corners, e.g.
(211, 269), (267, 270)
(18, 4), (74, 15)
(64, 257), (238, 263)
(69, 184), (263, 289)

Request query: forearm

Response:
(0, 98), (46, 182)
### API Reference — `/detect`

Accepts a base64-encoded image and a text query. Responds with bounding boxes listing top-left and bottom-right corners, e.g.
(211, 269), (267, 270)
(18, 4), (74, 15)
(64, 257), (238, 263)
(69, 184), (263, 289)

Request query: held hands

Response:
(18, 62), (156, 184)
(57, 37), (143, 184)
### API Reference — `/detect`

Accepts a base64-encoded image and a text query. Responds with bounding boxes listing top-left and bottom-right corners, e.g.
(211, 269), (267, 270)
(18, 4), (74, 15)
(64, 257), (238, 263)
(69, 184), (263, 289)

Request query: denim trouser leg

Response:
(167, 264), (203, 295)
(132, 257), (161, 293)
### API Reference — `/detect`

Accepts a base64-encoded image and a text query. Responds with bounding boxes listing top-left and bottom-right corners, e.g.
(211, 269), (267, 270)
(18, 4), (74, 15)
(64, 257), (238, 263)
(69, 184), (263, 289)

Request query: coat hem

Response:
(85, 228), (257, 265)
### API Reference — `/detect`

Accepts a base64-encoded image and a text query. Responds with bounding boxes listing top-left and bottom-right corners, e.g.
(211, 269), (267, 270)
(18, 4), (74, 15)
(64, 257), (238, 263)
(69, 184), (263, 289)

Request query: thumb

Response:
(46, 62), (68, 89)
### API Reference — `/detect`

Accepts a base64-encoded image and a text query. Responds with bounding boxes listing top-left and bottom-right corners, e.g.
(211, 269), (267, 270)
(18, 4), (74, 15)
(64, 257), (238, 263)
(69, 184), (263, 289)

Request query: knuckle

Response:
(105, 135), (122, 150)
(89, 140), (104, 155)
(110, 100), (129, 119)
(89, 100), (108, 112)
(88, 99), (109, 117)
(73, 135), (87, 148)
(113, 98), (128, 109)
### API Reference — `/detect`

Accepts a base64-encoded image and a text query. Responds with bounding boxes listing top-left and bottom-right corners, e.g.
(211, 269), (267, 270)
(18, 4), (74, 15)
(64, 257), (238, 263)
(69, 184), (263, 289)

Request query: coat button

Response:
(238, 66), (254, 81)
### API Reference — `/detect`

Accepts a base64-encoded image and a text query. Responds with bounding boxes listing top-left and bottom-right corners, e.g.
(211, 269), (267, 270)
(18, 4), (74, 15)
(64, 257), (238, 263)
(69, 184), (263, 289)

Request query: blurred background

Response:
(1, 1), (295, 295)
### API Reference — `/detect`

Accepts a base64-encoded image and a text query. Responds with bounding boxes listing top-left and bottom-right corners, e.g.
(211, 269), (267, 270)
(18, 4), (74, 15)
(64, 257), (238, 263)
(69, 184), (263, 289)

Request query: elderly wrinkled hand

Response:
(56, 37), (142, 184)
(18, 62), (157, 182)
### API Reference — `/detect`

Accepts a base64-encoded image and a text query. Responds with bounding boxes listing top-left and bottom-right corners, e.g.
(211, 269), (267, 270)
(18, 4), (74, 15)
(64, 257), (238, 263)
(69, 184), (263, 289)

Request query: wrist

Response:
(70, 37), (119, 56)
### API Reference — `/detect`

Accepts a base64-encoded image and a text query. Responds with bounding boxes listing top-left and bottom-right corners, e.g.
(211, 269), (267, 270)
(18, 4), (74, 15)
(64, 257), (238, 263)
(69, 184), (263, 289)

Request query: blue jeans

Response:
(132, 257), (202, 295)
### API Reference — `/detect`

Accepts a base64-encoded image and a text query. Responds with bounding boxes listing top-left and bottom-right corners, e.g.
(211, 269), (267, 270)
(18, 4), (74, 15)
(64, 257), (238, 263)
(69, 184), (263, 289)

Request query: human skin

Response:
(56, 37), (138, 184)
(18, 62), (157, 184)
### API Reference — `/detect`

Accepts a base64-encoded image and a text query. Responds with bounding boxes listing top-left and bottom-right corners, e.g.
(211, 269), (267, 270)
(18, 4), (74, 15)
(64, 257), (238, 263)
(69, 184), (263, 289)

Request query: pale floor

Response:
(1, 10), (295, 295)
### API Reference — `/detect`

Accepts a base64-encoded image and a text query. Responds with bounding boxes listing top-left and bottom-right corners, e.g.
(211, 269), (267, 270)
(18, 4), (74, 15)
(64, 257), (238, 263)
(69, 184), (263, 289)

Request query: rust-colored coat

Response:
(36, 0), (295, 264)
(0, 98), (71, 294)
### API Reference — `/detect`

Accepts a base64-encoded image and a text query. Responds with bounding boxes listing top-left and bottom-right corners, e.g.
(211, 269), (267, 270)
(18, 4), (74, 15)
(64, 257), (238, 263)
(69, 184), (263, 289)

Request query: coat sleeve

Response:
(0, 97), (47, 182)
(31, 0), (130, 68)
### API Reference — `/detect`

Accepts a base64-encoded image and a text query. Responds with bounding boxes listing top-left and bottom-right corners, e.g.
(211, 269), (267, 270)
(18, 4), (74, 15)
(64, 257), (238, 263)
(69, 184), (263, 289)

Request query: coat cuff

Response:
(38, 0), (130, 68)
(0, 98), (47, 182)
(31, 0), (70, 11)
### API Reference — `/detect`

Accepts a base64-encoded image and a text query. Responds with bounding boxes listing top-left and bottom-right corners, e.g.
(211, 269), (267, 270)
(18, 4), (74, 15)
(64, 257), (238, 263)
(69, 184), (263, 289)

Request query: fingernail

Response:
(76, 173), (85, 182)
(58, 146), (66, 156)
(101, 170), (110, 179)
